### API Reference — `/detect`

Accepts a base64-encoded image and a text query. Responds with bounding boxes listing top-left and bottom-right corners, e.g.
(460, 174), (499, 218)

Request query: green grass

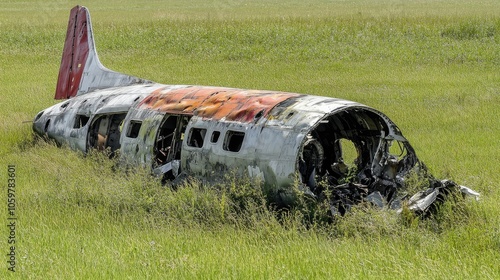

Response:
(1, 0), (500, 278)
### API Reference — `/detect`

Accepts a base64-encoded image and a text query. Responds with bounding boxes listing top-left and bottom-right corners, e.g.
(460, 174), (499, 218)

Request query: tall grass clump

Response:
(140, 173), (280, 230)
(440, 20), (498, 40)
(22, 141), (282, 230)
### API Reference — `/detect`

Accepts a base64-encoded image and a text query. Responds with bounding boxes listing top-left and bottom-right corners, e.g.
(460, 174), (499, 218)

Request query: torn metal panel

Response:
(33, 5), (480, 218)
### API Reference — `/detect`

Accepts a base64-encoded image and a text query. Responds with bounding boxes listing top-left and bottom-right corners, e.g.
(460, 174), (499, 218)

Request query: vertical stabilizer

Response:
(55, 5), (148, 99)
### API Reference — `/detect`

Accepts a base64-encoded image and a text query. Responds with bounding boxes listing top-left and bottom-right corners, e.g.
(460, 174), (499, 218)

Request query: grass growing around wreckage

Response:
(1, 0), (499, 278)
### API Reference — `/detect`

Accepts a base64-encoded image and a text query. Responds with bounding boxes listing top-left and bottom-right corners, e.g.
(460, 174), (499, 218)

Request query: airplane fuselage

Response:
(34, 82), (415, 195)
(33, 5), (478, 214)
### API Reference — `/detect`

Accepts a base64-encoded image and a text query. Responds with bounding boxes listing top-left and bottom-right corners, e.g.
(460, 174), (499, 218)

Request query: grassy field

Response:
(1, 0), (499, 278)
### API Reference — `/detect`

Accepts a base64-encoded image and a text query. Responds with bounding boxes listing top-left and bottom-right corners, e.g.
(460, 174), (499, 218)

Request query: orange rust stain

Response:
(140, 86), (300, 122)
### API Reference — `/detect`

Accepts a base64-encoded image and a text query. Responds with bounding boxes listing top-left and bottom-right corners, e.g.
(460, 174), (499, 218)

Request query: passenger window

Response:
(211, 131), (220, 143)
(74, 114), (90, 128)
(127, 121), (142, 138)
(187, 128), (207, 148)
(223, 131), (245, 152)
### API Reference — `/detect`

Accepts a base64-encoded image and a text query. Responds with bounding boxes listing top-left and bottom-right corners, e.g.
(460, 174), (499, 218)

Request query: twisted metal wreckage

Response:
(33, 6), (479, 216)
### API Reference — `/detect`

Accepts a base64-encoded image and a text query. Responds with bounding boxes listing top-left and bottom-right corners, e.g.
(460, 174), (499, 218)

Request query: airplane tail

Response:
(55, 5), (149, 99)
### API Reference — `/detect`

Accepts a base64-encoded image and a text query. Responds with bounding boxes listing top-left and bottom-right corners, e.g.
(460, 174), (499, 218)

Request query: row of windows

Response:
(75, 114), (246, 153)
(187, 128), (244, 152)
(124, 120), (245, 153)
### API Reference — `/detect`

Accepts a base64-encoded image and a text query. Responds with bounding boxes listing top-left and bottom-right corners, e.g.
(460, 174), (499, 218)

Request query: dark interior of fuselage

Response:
(153, 114), (191, 179)
(87, 113), (126, 156)
(298, 108), (412, 195)
(86, 113), (191, 178)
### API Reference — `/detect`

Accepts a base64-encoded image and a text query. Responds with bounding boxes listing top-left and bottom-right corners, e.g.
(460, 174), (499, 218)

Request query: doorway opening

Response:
(153, 114), (191, 179)
(87, 113), (126, 157)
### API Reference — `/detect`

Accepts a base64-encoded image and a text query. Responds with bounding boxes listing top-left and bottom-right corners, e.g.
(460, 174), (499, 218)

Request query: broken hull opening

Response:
(297, 107), (424, 215)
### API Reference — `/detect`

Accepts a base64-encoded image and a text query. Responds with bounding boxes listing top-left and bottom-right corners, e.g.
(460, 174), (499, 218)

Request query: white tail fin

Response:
(55, 5), (148, 99)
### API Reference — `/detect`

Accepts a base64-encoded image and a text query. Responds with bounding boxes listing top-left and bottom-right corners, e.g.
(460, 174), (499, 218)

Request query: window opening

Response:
(74, 114), (90, 128)
(60, 101), (70, 109)
(87, 113), (126, 156)
(187, 128), (206, 148)
(211, 131), (220, 143)
(44, 119), (51, 133)
(223, 131), (245, 152)
(127, 121), (142, 138)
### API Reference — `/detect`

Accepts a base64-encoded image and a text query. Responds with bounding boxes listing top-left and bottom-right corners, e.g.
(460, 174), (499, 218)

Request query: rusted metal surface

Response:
(33, 6), (479, 217)
(139, 86), (301, 122)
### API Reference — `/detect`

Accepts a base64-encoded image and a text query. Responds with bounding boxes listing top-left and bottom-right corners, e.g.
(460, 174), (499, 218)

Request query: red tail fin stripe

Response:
(55, 6), (89, 99)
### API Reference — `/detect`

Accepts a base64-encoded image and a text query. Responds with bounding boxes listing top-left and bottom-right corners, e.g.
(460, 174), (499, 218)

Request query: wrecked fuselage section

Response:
(296, 105), (420, 215)
(33, 5), (479, 219)
(33, 85), (479, 217)
(294, 105), (478, 216)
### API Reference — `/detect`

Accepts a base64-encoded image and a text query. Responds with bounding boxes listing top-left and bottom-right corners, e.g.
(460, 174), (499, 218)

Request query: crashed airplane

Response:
(33, 6), (478, 216)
